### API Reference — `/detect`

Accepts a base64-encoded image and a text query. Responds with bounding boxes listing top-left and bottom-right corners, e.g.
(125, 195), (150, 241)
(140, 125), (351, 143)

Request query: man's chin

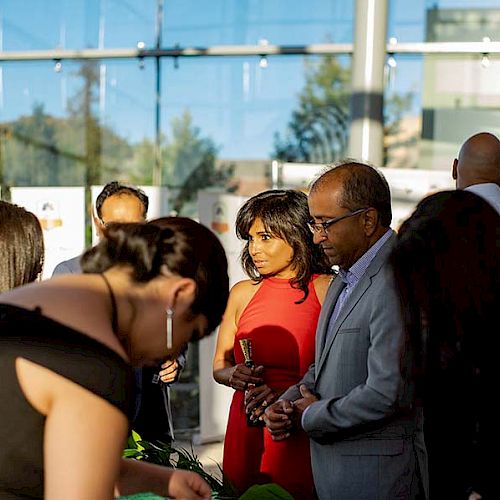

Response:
(321, 248), (338, 266)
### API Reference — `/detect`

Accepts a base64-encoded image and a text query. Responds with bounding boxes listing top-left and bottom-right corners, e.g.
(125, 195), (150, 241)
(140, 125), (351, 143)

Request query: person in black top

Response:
(391, 190), (498, 499)
(0, 218), (229, 499)
(53, 181), (187, 442)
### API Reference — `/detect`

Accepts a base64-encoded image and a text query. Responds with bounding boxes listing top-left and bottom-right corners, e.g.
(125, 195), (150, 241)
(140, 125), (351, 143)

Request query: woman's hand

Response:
(159, 359), (180, 384)
(228, 364), (263, 391)
(244, 383), (277, 422)
(118, 460), (211, 499)
(167, 469), (211, 499)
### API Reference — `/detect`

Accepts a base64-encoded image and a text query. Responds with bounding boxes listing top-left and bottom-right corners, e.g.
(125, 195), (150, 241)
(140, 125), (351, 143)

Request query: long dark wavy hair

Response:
(391, 190), (499, 399)
(81, 217), (229, 336)
(236, 189), (331, 303)
(0, 201), (44, 292)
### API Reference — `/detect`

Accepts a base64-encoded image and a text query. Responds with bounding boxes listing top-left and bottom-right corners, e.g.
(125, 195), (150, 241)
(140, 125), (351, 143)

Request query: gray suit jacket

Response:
(282, 232), (427, 499)
(52, 255), (82, 275)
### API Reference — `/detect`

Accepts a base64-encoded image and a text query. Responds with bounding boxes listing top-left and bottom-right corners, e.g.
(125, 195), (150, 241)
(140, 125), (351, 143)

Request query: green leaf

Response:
(239, 483), (294, 500)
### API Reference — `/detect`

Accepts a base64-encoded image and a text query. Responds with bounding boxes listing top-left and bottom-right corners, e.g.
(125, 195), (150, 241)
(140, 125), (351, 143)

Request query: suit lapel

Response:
(315, 276), (343, 367)
(315, 232), (396, 379)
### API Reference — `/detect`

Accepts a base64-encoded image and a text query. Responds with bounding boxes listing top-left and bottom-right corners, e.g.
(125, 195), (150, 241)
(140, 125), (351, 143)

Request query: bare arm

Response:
(313, 273), (334, 305)
(213, 281), (263, 389)
(18, 358), (128, 500)
(116, 460), (211, 499)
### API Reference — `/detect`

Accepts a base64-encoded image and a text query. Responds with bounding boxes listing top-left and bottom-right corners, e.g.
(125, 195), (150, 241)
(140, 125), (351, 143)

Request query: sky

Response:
(0, 0), (498, 159)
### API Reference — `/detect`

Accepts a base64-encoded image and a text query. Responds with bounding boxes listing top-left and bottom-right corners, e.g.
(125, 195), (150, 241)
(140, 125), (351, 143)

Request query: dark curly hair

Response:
(81, 218), (229, 336)
(95, 181), (149, 220)
(236, 189), (331, 303)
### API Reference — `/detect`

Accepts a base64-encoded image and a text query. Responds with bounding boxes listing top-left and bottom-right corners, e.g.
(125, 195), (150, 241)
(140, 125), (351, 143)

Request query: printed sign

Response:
(10, 187), (85, 279)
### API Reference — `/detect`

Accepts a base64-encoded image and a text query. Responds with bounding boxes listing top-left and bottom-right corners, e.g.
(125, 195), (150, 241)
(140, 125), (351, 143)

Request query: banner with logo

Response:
(196, 191), (248, 443)
(10, 187), (85, 279)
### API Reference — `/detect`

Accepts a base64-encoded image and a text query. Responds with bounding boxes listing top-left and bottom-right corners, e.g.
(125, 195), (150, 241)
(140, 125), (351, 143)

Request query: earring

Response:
(166, 307), (174, 350)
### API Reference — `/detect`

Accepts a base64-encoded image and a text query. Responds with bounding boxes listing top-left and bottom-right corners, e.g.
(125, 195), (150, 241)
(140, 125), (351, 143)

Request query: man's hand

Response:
(263, 399), (294, 441)
(159, 359), (180, 384)
(228, 364), (263, 391)
(167, 469), (211, 499)
(292, 384), (318, 420)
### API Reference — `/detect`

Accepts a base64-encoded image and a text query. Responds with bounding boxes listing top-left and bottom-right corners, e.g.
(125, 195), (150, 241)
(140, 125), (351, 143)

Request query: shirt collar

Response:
(339, 229), (393, 286)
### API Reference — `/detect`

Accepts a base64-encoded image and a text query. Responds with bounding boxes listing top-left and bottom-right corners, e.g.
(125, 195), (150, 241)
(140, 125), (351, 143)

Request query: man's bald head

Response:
(452, 132), (500, 189)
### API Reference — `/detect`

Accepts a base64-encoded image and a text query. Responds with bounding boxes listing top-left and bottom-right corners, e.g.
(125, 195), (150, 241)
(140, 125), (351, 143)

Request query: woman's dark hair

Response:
(236, 189), (331, 303)
(81, 217), (229, 335)
(391, 190), (499, 397)
(0, 201), (44, 292)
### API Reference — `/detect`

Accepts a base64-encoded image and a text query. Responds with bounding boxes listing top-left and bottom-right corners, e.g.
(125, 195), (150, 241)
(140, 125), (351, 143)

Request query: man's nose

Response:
(312, 230), (326, 245)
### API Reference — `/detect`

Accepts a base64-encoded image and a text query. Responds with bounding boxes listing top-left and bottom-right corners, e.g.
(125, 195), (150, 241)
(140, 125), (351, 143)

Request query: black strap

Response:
(101, 273), (118, 335)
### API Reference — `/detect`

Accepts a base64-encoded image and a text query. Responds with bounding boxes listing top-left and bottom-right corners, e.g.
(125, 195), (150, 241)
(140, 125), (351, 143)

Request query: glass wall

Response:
(1, 0), (499, 434)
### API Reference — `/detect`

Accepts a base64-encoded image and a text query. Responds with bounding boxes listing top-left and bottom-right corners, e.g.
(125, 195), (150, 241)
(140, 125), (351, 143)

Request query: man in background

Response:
(53, 181), (149, 274)
(452, 131), (500, 214)
(53, 181), (185, 443)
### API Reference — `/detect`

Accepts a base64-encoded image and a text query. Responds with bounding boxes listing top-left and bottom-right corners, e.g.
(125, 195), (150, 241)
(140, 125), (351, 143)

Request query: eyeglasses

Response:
(307, 208), (369, 234)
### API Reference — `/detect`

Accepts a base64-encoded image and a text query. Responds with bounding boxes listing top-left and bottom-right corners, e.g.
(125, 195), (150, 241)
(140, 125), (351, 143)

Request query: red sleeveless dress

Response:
(223, 276), (322, 499)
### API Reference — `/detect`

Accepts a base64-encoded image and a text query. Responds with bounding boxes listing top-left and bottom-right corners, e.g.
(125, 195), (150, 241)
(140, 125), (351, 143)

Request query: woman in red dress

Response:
(213, 190), (332, 498)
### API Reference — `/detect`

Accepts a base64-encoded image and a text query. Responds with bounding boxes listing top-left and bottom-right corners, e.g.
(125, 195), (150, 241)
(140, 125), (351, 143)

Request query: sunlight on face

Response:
(247, 218), (295, 279)
(100, 194), (145, 225)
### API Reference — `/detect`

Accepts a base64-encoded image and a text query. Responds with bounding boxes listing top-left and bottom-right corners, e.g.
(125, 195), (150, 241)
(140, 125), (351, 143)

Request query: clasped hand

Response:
(263, 384), (318, 441)
(244, 383), (277, 423)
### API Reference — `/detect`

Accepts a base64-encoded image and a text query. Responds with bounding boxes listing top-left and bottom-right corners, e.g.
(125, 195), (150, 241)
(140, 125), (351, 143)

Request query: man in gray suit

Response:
(264, 162), (426, 499)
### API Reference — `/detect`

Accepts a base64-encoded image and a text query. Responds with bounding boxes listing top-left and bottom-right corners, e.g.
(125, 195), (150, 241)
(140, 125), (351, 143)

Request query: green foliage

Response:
(239, 484), (294, 500)
(273, 55), (351, 163)
(273, 54), (414, 165)
(0, 62), (234, 221)
(123, 432), (293, 500)
(124, 431), (238, 499)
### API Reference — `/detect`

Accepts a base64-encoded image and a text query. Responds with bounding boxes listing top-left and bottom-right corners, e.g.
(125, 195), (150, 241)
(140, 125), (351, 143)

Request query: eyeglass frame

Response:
(307, 207), (370, 234)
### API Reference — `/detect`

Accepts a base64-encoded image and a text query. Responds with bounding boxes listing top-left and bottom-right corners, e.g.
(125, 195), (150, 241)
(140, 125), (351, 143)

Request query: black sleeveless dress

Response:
(0, 304), (134, 499)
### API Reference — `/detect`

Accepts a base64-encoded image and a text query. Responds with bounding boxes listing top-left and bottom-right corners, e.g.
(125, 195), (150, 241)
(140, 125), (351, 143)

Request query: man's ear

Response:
(363, 208), (378, 236)
(92, 208), (105, 239)
(452, 158), (458, 181)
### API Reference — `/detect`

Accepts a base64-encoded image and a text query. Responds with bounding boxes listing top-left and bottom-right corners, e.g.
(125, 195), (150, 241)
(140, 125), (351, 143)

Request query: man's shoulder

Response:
(464, 183), (500, 214)
(52, 255), (82, 276)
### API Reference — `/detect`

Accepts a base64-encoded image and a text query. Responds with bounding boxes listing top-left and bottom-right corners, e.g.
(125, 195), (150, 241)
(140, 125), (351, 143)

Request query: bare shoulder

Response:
(313, 274), (334, 305)
(229, 279), (262, 322)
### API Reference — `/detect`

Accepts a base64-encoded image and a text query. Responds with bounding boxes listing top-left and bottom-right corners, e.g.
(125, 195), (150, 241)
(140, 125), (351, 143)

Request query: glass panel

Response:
(0, 59), (155, 188)
(158, 54), (352, 216)
(383, 52), (500, 228)
(383, 53), (500, 170)
(388, 0), (500, 43)
(0, 0), (156, 50)
(163, 0), (354, 46)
